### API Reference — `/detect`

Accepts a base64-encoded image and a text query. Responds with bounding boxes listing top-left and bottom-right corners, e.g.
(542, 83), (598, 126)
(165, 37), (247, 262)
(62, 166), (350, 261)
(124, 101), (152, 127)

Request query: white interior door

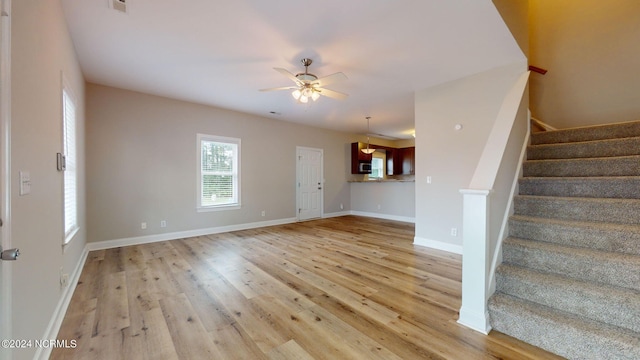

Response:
(0, 0), (12, 354)
(297, 147), (323, 221)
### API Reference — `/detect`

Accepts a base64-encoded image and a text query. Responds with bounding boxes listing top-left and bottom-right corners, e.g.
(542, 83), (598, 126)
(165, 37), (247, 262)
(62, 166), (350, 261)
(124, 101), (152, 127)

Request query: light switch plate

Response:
(19, 171), (31, 195)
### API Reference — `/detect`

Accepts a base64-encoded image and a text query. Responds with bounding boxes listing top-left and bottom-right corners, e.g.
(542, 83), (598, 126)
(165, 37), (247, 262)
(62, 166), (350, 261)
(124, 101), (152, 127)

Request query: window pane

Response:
(201, 174), (235, 206)
(198, 135), (240, 210)
(201, 142), (235, 173)
(63, 88), (78, 243)
(370, 157), (384, 179)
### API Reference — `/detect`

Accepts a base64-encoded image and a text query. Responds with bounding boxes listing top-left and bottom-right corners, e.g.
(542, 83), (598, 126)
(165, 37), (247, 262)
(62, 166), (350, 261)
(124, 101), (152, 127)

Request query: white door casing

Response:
(297, 147), (323, 221)
(0, 0), (12, 354)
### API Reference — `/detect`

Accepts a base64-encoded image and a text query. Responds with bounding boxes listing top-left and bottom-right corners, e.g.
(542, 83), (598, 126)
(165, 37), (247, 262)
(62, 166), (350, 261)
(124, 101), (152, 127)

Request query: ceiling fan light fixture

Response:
(260, 58), (348, 103)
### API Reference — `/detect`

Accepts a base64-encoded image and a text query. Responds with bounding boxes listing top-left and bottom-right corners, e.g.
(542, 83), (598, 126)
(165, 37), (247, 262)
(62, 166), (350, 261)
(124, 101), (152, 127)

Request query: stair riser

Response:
(494, 121), (640, 358)
(489, 294), (640, 360)
(508, 218), (640, 256)
(527, 137), (640, 160)
(530, 121), (640, 145)
(496, 267), (640, 333)
(523, 157), (640, 177)
(513, 196), (640, 225)
(519, 177), (640, 199)
(502, 241), (640, 291)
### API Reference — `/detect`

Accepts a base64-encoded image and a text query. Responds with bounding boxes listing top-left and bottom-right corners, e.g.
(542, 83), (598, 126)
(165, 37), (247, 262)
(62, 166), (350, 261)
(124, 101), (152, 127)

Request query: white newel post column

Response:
(457, 189), (492, 334)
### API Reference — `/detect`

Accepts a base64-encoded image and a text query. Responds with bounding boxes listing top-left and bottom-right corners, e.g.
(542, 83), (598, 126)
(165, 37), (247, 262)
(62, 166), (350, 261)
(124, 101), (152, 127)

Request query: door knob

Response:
(1, 247), (19, 261)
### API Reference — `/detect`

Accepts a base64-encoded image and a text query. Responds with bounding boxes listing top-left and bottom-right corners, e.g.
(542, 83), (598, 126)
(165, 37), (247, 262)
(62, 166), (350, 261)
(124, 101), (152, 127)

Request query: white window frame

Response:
(369, 151), (385, 180)
(197, 133), (241, 211)
(62, 79), (78, 244)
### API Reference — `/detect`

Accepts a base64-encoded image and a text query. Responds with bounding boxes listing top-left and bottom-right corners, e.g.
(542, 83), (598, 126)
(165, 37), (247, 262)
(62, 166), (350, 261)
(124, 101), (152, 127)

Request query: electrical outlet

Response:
(261, 210), (266, 217)
(451, 228), (457, 236)
(160, 220), (167, 228)
(340, 203), (344, 210)
(141, 222), (147, 230)
(427, 176), (432, 184)
(60, 267), (69, 288)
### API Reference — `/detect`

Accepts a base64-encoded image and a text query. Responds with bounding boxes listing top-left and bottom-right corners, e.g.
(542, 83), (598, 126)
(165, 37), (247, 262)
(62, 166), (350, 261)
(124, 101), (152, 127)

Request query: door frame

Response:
(295, 146), (324, 221)
(0, 0), (12, 351)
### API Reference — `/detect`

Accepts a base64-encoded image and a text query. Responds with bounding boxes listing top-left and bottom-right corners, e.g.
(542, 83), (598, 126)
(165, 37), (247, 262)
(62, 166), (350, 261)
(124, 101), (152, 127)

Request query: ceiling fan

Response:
(260, 58), (348, 103)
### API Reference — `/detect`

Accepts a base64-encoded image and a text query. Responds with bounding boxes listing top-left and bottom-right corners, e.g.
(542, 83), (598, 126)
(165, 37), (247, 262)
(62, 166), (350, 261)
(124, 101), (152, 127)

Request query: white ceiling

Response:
(60, 0), (523, 139)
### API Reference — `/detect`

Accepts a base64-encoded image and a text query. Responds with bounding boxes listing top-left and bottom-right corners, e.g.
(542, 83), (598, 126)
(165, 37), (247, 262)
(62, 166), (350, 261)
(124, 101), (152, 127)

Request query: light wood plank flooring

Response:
(51, 216), (562, 359)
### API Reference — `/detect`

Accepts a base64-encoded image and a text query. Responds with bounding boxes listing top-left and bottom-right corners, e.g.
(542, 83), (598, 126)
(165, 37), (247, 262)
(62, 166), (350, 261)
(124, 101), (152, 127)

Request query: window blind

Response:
(63, 88), (78, 242)
(198, 135), (240, 209)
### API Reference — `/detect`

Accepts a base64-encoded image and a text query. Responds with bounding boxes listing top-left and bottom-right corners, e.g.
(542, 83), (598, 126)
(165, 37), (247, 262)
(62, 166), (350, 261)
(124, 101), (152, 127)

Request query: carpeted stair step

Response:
(488, 293), (640, 360)
(513, 195), (640, 225)
(527, 136), (640, 160)
(523, 155), (640, 177)
(518, 176), (640, 199)
(530, 120), (640, 145)
(495, 264), (640, 333)
(502, 237), (640, 291)
(509, 215), (640, 256)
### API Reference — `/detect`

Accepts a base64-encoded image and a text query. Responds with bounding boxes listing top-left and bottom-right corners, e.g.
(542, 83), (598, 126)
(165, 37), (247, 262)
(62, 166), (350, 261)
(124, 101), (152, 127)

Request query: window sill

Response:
(197, 204), (241, 213)
(62, 227), (80, 253)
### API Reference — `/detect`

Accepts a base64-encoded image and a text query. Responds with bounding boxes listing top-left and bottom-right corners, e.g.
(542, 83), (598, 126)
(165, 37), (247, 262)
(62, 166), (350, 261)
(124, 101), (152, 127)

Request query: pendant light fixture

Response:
(361, 117), (376, 154)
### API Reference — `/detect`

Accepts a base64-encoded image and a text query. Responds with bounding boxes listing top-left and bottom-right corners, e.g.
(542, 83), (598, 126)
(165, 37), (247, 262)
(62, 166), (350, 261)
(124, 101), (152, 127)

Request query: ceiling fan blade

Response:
(314, 72), (347, 87)
(259, 86), (299, 92)
(317, 88), (348, 100)
(274, 68), (301, 84)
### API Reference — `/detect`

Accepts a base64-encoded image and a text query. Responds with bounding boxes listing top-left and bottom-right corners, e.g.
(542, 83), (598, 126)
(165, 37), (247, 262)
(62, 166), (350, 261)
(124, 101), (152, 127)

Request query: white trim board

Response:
(87, 212), (414, 252)
(41, 211), (433, 356)
(349, 210), (415, 224)
(86, 217), (298, 252)
(35, 247), (88, 360)
(413, 236), (463, 255)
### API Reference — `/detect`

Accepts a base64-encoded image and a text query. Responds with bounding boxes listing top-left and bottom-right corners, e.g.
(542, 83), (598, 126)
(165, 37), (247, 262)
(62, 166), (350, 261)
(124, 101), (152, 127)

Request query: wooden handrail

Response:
(528, 65), (548, 75)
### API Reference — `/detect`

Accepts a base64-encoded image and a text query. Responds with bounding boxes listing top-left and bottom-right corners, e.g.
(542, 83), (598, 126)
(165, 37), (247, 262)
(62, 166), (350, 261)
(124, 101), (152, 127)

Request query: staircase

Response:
(488, 120), (640, 359)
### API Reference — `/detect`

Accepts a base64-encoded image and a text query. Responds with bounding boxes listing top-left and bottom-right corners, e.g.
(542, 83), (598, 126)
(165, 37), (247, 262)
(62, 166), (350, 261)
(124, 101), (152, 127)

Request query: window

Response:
(369, 152), (385, 180)
(63, 86), (78, 244)
(197, 134), (241, 210)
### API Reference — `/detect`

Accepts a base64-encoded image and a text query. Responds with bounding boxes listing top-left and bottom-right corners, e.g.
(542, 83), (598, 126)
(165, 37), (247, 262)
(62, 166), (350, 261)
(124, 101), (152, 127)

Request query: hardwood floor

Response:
(51, 216), (563, 359)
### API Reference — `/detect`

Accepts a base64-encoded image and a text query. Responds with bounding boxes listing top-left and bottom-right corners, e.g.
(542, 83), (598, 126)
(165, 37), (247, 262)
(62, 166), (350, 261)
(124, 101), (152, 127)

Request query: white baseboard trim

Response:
(38, 212), (428, 358)
(349, 211), (415, 224)
(322, 211), (351, 218)
(35, 246), (89, 360)
(413, 236), (463, 255)
(458, 306), (492, 335)
(86, 217), (298, 252)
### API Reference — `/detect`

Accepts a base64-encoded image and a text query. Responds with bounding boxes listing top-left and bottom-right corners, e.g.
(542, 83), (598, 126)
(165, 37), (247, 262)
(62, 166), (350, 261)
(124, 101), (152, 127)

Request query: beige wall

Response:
(493, 0), (530, 58)
(86, 84), (355, 243)
(414, 62), (526, 251)
(529, 0), (640, 128)
(10, 0), (86, 358)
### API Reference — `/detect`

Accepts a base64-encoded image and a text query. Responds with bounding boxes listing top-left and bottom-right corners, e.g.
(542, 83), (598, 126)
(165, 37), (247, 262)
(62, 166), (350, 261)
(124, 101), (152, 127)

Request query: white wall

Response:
(86, 84), (355, 244)
(414, 62), (526, 253)
(11, 1), (86, 359)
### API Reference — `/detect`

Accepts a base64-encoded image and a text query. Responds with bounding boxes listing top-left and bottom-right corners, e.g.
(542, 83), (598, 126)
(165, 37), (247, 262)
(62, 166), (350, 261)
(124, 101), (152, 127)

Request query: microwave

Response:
(359, 162), (372, 173)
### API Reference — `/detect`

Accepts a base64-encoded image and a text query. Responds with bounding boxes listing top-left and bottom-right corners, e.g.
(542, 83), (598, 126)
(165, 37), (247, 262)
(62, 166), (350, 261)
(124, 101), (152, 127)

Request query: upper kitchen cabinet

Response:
(351, 142), (414, 175)
(351, 142), (374, 174)
(400, 147), (415, 175)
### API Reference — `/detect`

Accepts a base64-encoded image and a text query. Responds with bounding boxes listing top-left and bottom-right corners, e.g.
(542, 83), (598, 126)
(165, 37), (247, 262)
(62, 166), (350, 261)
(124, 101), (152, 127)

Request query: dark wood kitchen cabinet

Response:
(400, 147), (415, 175)
(351, 143), (414, 175)
(351, 142), (373, 174)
